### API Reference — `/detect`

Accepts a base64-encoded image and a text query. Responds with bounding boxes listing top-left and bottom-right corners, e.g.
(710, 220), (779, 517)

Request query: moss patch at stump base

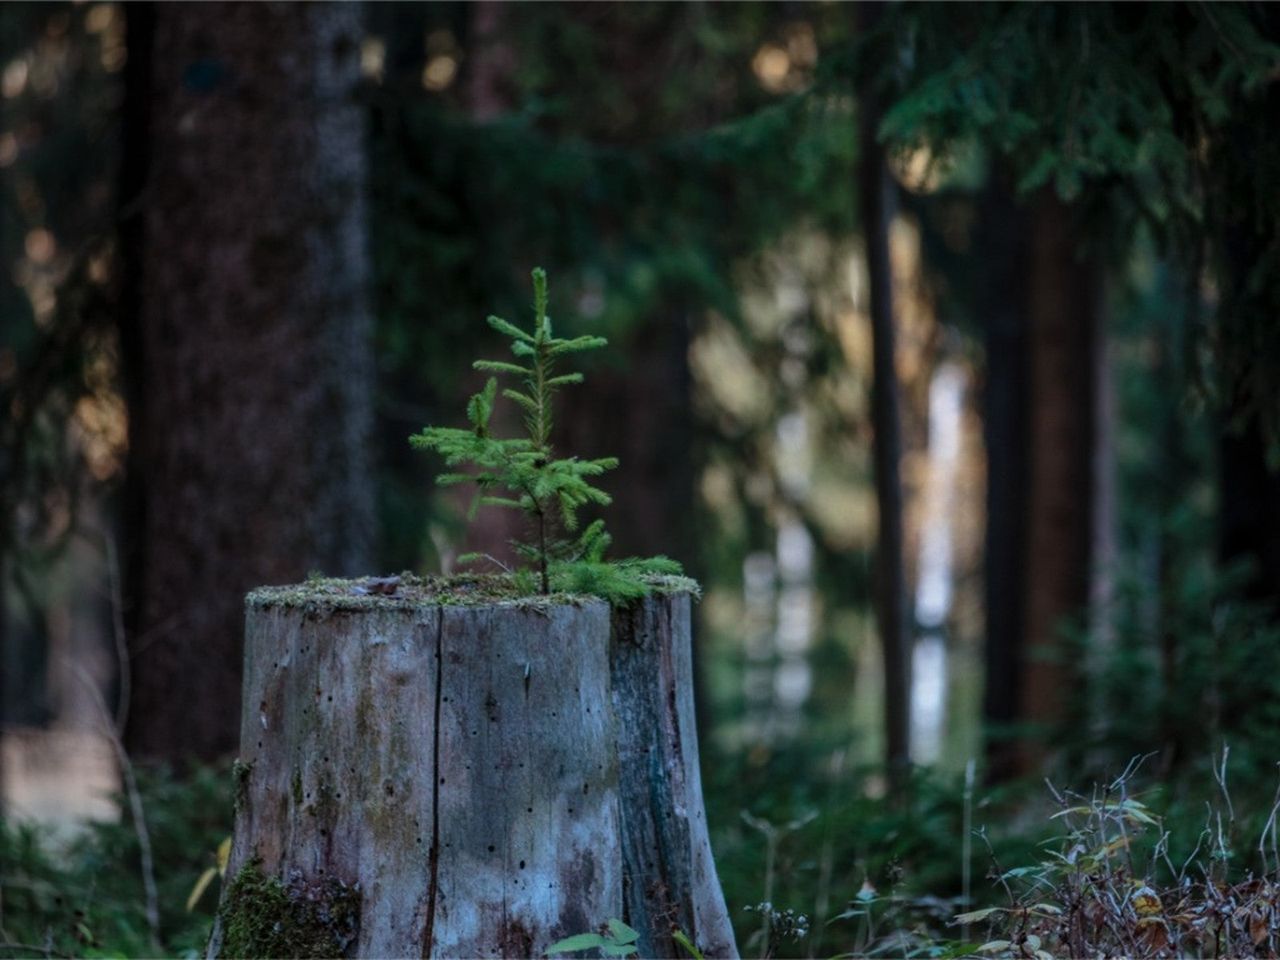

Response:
(218, 861), (360, 959)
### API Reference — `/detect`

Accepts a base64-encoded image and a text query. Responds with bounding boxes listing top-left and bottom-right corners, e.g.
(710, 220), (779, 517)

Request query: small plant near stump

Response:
(411, 267), (682, 602)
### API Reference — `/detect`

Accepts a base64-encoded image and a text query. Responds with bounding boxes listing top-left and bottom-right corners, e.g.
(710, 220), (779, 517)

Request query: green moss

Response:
(232, 759), (252, 814)
(290, 769), (303, 807)
(246, 571), (700, 613)
(218, 860), (359, 959)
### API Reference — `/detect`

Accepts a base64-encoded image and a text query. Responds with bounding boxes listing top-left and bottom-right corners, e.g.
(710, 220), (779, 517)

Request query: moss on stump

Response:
(219, 861), (360, 959)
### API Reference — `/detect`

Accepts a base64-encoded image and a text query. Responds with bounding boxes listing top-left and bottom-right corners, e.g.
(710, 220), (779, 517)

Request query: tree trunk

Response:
(975, 173), (1030, 781)
(857, 35), (911, 777)
(211, 583), (736, 959)
(1021, 192), (1097, 760)
(124, 3), (374, 763)
(557, 309), (698, 569)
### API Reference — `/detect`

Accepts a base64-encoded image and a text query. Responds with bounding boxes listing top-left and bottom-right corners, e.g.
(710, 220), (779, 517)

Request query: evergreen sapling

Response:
(411, 268), (682, 601)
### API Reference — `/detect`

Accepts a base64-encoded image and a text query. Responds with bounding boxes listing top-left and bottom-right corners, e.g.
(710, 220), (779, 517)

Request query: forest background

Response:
(3, 2), (1280, 957)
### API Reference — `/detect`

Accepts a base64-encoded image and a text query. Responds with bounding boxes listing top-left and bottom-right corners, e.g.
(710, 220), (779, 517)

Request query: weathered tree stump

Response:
(209, 577), (736, 959)
(611, 593), (736, 960)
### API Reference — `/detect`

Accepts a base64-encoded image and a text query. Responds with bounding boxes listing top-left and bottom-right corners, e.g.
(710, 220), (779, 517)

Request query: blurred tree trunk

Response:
(975, 174), (1030, 781)
(557, 311), (697, 568)
(122, 3), (374, 763)
(1021, 192), (1097, 761)
(857, 41), (911, 777)
(1215, 58), (1280, 613)
(1219, 420), (1280, 605)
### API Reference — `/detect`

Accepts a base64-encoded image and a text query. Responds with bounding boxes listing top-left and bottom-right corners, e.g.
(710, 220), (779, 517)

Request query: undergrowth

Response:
(6, 751), (1280, 958)
(0, 764), (231, 959)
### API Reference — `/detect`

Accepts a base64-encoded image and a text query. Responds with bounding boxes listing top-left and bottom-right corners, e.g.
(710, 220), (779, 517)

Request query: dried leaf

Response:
(1136, 917), (1169, 952)
(1250, 911), (1269, 946)
(955, 907), (1004, 925)
(1132, 885), (1164, 917)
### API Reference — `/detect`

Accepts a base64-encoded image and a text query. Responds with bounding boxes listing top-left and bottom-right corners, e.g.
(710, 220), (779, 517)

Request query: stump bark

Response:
(612, 594), (736, 960)
(209, 580), (736, 959)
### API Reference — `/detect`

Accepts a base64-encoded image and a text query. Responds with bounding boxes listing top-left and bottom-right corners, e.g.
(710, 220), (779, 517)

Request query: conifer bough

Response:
(411, 268), (681, 600)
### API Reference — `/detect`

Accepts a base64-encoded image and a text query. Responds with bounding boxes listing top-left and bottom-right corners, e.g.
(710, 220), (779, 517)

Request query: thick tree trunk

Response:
(211, 583), (735, 959)
(1021, 193), (1097, 758)
(976, 174), (1030, 781)
(125, 3), (374, 762)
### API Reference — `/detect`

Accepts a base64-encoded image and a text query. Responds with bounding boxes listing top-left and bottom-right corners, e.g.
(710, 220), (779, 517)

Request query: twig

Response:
(103, 534), (130, 733)
(961, 759), (975, 943)
(67, 663), (161, 953)
(0, 942), (71, 959)
(1260, 763), (1280, 877)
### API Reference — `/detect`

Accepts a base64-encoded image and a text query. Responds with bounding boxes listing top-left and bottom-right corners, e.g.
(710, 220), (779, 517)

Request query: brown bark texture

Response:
(857, 34), (912, 775)
(210, 587), (736, 959)
(126, 3), (374, 762)
(976, 174), (1031, 781)
(1021, 193), (1097, 744)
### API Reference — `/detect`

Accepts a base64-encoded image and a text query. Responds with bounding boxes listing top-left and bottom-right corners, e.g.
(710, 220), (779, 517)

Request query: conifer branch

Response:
(410, 267), (685, 601)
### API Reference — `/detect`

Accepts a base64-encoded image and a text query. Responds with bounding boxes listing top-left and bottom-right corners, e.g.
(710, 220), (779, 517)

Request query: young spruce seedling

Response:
(411, 268), (681, 601)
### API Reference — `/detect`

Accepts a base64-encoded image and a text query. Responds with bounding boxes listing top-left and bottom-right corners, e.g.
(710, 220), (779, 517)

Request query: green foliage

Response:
(545, 918), (640, 958)
(860, 3), (1280, 441)
(411, 268), (684, 602)
(0, 763), (233, 958)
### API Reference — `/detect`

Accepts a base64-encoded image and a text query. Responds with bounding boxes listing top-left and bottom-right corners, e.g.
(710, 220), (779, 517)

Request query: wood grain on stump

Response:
(209, 579), (736, 959)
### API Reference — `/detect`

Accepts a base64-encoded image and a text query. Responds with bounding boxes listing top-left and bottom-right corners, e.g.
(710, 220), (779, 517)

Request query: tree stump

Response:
(611, 593), (736, 960)
(209, 578), (737, 959)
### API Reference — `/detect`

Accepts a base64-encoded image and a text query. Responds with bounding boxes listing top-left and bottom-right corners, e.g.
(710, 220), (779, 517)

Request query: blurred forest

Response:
(3, 2), (1280, 957)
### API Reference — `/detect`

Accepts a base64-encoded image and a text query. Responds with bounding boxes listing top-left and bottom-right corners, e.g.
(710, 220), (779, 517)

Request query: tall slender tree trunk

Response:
(1021, 192), (1098, 763)
(123, 3), (375, 762)
(975, 174), (1030, 781)
(857, 34), (911, 776)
